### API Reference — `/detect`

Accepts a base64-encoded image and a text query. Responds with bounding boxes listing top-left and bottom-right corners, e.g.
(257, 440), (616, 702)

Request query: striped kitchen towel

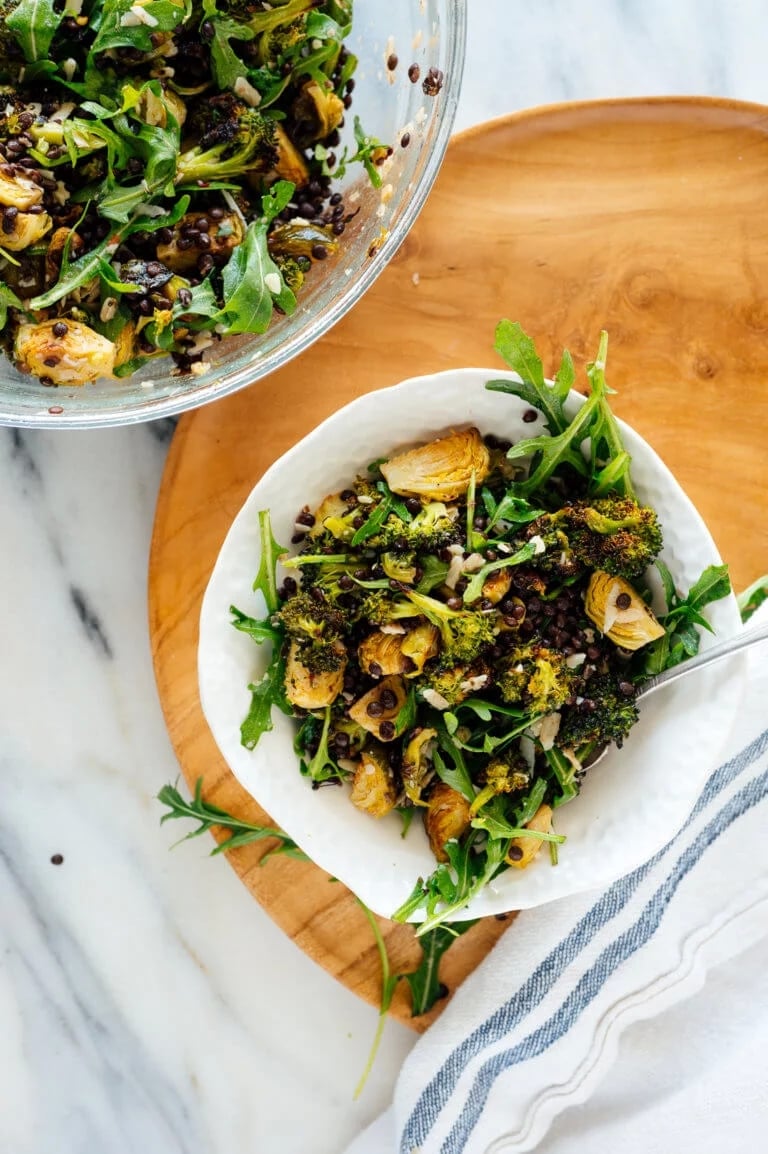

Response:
(345, 604), (768, 1154)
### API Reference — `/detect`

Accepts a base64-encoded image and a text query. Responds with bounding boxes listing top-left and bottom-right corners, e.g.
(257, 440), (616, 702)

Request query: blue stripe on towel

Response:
(437, 758), (768, 1153)
(400, 726), (768, 1154)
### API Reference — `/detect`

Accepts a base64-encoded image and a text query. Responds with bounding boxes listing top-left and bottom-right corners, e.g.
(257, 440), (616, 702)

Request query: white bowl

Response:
(198, 368), (743, 918)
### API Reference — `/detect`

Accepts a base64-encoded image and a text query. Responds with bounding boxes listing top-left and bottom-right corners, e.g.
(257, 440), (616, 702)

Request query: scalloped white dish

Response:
(197, 368), (743, 918)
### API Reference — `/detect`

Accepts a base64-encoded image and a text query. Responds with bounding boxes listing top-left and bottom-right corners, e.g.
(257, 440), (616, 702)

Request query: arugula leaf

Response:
(350, 494), (392, 546)
(333, 115), (388, 187)
(28, 197), (190, 310)
(240, 643), (290, 749)
(489, 319), (572, 434)
(431, 721), (475, 801)
(7, 0), (63, 62)
(172, 278), (220, 323)
(488, 327), (635, 500)
(394, 687), (417, 736)
(298, 706), (345, 783)
(471, 810), (565, 844)
(353, 899), (400, 1100)
(737, 574), (768, 623)
(645, 561), (732, 674)
(201, 0), (255, 89)
(545, 746), (579, 806)
(415, 555), (449, 593)
(481, 487), (545, 532)
(91, 0), (189, 55)
(583, 337), (635, 498)
(252, 509), (288, 614)
(157, 778), (305, 858)
(404, 921), (476, 1016)
(0, 285), (25, 330)
(405, 835), (510, 936)
(461, 540), (539, 603)
(229, 605), (282, 644)
(213, 184), (297, 336)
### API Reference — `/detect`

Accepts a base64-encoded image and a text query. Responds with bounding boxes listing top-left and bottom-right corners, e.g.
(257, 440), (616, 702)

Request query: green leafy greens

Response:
(0, 0), (388, 384)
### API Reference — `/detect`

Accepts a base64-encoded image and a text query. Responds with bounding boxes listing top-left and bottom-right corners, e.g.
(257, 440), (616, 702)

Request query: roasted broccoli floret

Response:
(405, 590), (496, 665)
(277, 590), (344, 641)
(558, 673), (639, 753)
(298, 638), (347, 675)
(420, 659), (490, 707)
(497, 645), (577, 714)
(256, 16), (308, 66)
(274, 254), (310, 295)
(376, 501), (461, 552)
(0, 11), (25, 76)
(527, 494), (663, 579)
(176, 95), (278, 184)
(469, 752), (530, 815)
(291, 79), (345, 147)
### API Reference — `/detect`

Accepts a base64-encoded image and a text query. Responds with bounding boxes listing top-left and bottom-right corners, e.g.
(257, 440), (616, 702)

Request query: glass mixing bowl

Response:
(0, 1), (466, 429)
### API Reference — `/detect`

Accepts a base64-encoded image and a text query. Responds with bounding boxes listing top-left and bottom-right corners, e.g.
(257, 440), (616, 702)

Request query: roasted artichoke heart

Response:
(2, 210), (52, 252)
(271, 124), (311, 189)
(506, 803), (553, 869)
(424, 782), (472, 863)
(348, 674), (406, 741)
(400, 622), (440, 676)
(358, 630), (413, 677)
(14, 319), (115, 385)
(481, 568), (513, 605)
(349, 743), (398, 818)
(401, 726), (437, 805)
(380, 428), (491, 501)
(156, 211), (244, 274)
(283, 639), (346, 709)
(585, 571), (665, 650)
(0, 171), (43, 210)
(358, 623), (439, 679)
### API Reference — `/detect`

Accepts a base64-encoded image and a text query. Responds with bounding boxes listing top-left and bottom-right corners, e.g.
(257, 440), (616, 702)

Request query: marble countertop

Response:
(3, 4), (767, 1153)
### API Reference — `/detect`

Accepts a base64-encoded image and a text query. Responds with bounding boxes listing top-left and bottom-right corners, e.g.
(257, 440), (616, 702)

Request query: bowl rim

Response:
(0, 2), (468, 430)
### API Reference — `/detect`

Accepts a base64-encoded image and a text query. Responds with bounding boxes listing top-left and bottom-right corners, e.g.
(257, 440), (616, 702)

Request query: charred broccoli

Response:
(176, 96), (278, 184)
(419, 663), (477, 707)
(405, 590), (497, 665)
(277, 590), (344, 641)
(497, 645), (577, 714)
(558, 673), (640, 753)
(469, 752), (531, 815)
(376, 501), (461, 552)
(527, 494), (663, 579)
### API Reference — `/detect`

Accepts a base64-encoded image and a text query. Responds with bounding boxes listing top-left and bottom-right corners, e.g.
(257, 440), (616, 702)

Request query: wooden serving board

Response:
(149, 98), (768, 1031)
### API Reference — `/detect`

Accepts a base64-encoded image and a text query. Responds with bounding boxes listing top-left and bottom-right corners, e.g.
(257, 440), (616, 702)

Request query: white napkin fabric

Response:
(344, 605), (768, 1154)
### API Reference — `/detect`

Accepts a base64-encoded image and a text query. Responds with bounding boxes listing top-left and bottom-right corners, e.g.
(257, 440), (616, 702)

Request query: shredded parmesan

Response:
(233, 75), (262, 107)
(538, 712), (562, 751)
(422, 688), (450, 711)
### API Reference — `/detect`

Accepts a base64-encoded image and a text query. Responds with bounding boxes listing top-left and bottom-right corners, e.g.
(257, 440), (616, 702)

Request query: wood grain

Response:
(149, 98), (768, 1030)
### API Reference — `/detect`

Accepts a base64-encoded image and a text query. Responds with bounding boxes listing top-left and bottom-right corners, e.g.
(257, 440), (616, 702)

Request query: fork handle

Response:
(637, 618), (768, 701)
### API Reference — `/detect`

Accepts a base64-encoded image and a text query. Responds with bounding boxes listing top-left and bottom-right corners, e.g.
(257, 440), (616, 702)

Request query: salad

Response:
(0, 0), (386, 384)
(230, 323), (731, 929)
